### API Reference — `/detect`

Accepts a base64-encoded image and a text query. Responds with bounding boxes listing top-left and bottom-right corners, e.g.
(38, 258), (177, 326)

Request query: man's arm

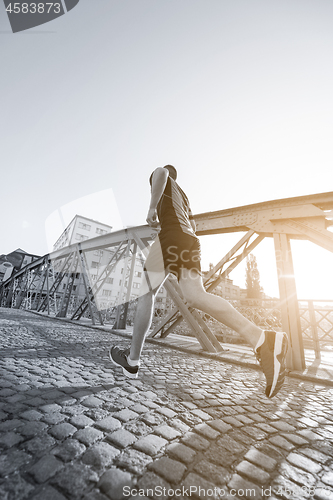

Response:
(146, 167), (169, 227)
(188, 207), (196, 233)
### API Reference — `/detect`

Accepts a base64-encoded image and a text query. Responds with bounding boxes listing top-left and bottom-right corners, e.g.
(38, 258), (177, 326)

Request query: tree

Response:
(245, 254), (263, 299)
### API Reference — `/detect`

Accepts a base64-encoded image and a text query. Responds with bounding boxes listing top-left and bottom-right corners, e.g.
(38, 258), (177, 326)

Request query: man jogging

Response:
(110, 165), (289, 398)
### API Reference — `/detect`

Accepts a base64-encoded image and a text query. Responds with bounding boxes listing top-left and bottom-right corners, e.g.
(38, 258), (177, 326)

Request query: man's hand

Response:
(146, 208), (159, 227)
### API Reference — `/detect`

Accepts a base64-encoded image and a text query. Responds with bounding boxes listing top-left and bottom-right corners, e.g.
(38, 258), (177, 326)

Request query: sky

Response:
(1, 0), (333, 300)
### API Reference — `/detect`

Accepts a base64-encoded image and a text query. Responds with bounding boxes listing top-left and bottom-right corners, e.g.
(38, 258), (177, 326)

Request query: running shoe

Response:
(255, 330), (289, 398)
(109, 346), (139, 379)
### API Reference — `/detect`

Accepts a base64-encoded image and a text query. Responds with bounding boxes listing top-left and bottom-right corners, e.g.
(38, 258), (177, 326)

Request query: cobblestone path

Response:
(1, 308), (333, 500)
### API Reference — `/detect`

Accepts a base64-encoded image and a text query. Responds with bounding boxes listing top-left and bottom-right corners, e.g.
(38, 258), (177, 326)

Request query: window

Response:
(133, 282), (140, 289)
(96, 228), (107, 235)
(75, 233), (88, 241)
(94, 250), (103, 257)
(119, 280), (122, 286)
(78, 222), (91, 231)
(102, 290), (112, 297)
(91, 261), (99, 268)
(106, 277), (113, 284)
(134, 271), (142, 278)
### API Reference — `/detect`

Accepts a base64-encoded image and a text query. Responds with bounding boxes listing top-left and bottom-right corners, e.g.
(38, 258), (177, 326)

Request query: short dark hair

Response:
(163, 164), (177, 180)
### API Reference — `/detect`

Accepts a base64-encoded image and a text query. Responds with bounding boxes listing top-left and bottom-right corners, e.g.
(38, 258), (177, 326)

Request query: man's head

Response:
(163, 164), (177, 180)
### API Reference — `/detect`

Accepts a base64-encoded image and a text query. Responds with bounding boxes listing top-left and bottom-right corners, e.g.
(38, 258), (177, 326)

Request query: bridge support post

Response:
(274, 233), (305, 371)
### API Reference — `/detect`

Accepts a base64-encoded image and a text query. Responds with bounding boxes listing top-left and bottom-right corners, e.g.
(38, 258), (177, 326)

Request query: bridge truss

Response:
(1, 192), (333, 371)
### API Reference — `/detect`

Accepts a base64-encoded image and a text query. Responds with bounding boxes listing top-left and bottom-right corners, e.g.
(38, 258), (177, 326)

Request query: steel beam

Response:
(274, 233), (305, 371)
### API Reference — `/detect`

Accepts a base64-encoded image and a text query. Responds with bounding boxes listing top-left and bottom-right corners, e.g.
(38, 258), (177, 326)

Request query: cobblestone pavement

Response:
(1, 308), (333, 500)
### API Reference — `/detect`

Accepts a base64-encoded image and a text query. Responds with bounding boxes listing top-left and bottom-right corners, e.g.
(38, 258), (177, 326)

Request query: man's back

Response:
(157, 176), (195, 237)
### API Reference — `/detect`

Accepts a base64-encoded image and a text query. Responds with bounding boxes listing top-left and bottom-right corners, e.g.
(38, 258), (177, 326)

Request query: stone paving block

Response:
(0, 418), (23, 432)
(149, 456), (187, 483)
(156, 407), (177, 418)
(227, 474), (262, 499)
(314, 488), (333, 500)
(40, 403), (62, 413)
(236, 460), (271, 485)
(0, 410), (7, 421)
(269, 435), (295, 451)
(181, 472), (221, 499)
(222, 416), (243, 428)
(297, 429), (324, 441)
(130, 403), (150, 413)
(98, 468), (133, 500)
(300, 447), (330, 464)
(142, 412), (166, 426)
(194, 423), (220, 440)
(137, 471), (171, 500)
(0, 449), (31, 477)
(154, 424), (181, 440)
(21, 421), (48, 437)
(74, 427), (104, 446)
(95, 415), (122, 432)
(107, 428), (137, 448)
(244, 448), (277, 472)
(0, 472), (35, 500)
(0, 431), (24, 448)
(20, 409), (43, 421)
(204, 435), (245, 467)
(193, 460), (230, 486)
(82, 396), (104, 408)
(124, 419), (152, 437)
(42, 412), (66, 425)
(272, 475), (310, 500)
(235, 414), (254, 425)
(51, 463), (99, 498)
(169, 418), (190, 434)
(182, 401), (198, 410)
(116, 448), (153, 474)
(24, 434), (56, 455)
(181, 431), (210, 451)
(166, 442), (197, 464)
(191, 409), (212, 421)
(140, 390), (158, 400)
(298, 416), (319, 427)
(134, 434), (168, 456)
(70, 414), (94, 429)
(0, 388), (16, 397)
(256, 423), (277, 434)
(82, 489), (111, 500)
(25, 485), (67, 500)
(52, 438), (86, 462)
(286, 452), (322, 474)
(113, 408), (139, 422)
(279, 462), (316, 487)
(208, 419), (233, 433)
(82, 442), (120, 468)
(271, 421), (296, 432)
(242, 426), (267, 440)
(50, 422), (77, 440)
(321, 472), (333, 487)
(28, 455), (63, 483)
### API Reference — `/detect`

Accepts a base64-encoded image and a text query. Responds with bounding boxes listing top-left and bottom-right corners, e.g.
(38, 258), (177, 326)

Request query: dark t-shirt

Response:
(155, 176), (196, 237)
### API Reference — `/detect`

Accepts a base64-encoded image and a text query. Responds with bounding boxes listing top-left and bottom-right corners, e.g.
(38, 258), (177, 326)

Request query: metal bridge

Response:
(1, 191), (333, 372)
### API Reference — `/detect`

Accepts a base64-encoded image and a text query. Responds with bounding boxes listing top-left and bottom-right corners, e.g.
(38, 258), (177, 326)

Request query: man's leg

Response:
(178, 268), (262, 347)
(178, 268), (288, 398)
(110, 269), (167, 378)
